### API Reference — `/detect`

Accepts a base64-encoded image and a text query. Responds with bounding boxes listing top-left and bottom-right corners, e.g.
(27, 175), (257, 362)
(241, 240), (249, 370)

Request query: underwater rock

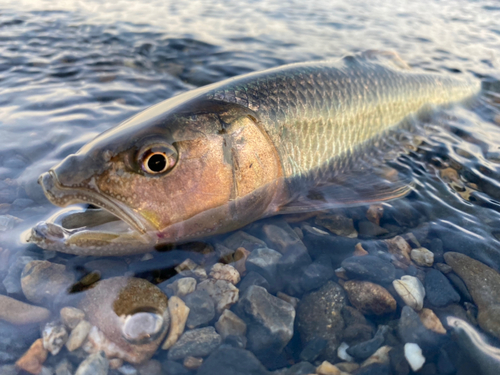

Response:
(361, 345), (392, 368)
(346, 326), (387, 360)
(404, 343), (425, 372)
(388, 345), (409, 375)
(21, 260), (75, 305)
(341, 256), (396, 284)
(299, 260), (334, 293)
(277, 245), (312, 294)
(239, 271), (271, 294)
(398, 306), (445, 349)
(261, 222), (307, 255)
(444, 252), (500, 339)
(162, 296), (189, 350)
(165, 277), (197, 298)
(15, 338), (47, 375)
(343, 281), (396, 315)
(42, 322), (68, 355)
(316, 361), (342, 375)
(209, 263), (240, 285)
(60, 307), (85, 330)
(392, 275), (425, 311)
(342, 324), (374, 346)
(66, 320), (92, 352)
(424, 269), (460, 307)
(0, 214), (22, 232)
(183, 356), (203, 370)
(385, 236), (412, 265)
(410, 248), (434, 267)
(246, 248), (282, 285)
(55, 358), (73, 375)
(0, 295), (50, 325)
(80, 277), (169, 364)
(358, 221), (389, 237)
(182, 290), (215, 329)
(297, 281), (346, 361)
(75, 351), (109, 375)
(223, 231), (267, 251)
(3, 255), (36, 295)
(197, 279), (239, 314)
(235, 285), (295, 357)
(167, 326), (221, 361)
(197, 346), (269, 375)
(418, 308), (446, 334)
(299, 337), (327, 362)
(314, 213), (358, 238)
(215, 309), (247, 340)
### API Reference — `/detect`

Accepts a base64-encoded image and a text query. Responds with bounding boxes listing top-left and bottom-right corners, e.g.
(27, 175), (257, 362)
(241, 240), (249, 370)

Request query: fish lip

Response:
(41, 170), (154, 235)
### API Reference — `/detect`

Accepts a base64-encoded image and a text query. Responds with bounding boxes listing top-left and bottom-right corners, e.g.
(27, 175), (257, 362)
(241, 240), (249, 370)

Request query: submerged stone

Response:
(167, 327), (221, 361)
(341, 256), (396, 284)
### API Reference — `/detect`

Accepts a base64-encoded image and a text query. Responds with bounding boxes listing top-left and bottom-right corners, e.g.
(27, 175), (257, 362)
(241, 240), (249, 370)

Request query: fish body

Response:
(29, 51), (480, 255)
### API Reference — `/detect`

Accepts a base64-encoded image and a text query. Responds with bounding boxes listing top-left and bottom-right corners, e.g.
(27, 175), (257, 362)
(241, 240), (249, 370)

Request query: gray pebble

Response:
(167, 327), (221, 361)
(75, 351), (109, 375)
(182, 290), (215, 329)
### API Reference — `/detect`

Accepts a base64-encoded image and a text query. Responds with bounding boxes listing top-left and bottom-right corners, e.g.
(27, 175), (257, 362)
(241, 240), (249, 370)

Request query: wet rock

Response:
(366, 204), (384, 226)
(343, 281), (396, 315)
(197, 279), (239, 314)
(21, 260), (75, 305)
(235, 285), (295, 357)
(410, 248), (434, 267)
(162, 296), (190, 350)
(446, 273), (472, 302)
(361, 345), (392, 368)
(404, 343), (425, 372)
(354, 243), (369, 256)
(232, 247), (251, 276)
(223, 231), (267, 251)
(161, 360), (190, 375)
(3, 255), (35, 294)
(316, 361), (341, 375)
(60, 307), (85, 330)
(358, 221), (389, 237)
(16, 339), (47, 375)
(165, 278), (197, 298)
(276, 292), (299, 309)
(55, 358), (73, 375)
(209, 264), (240, 285)
(224, 334), (247, 349)
(341, 256), (395, 284)
(301, 225), (356, 262)
(182, 290), (215, 329)
(398, 306), (445, 349)
(299, 337), (327, 362)
(336, 362), (359, 373)
(239, 271), (271, 294)
(246, 248), (282, 285)
(167, 326), (221, 360)
(392, 275), (425, 311)
(315, 213), (358, 238)
(444, 251), (500, 339)
(297, 281), (346, 361)
(261, 222), (307, 254)
(299, 261), (334, 292)
(385, 236), (412, 265)
(66, 320), (92, 351)
(42, 322), (68, 355)
(215, 309), (247, 340)
(355, 363), (391, 375)
(81, 277), (169, 364)
(0, 295), (50, 325)
(418, 308), (446, 334)
(346, 326), (387, 360)
(343, 324), (374, 346)
(183, 356), (202, 370)
(283, 361), (316, 375)
(75, 351), (109, 375)
(117, 363), (138, 375)
(389, 345), (409, 375)
(0, 214), (22, 232)
(424, 269), (460, 307)
(277, 246), (312, 294)
(137, 359), (162, 375)
(83, 259), (128, 279)
(197, 346), (269, 375)
(337, 342), (354, 362)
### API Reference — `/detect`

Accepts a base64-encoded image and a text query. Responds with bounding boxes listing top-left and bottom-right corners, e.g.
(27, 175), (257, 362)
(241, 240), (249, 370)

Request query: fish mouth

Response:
(27, 171), (157, 255)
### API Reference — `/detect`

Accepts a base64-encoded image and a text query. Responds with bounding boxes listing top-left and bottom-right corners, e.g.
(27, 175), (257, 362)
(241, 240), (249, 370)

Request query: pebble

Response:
(346, 326), (387, 360)
(21, 260), (75, 305)
(358, 220), (389, 237)
(337, 362), (359, 373)
(75, 351), (109, 375)
(299, 337), (327, 362)
(60, 307), (85, 329)
(223, 231), (267, 251)
(343, 281), (396, 315)
(162, 296), (190, 350)
(109, 359), (124, 370)
(276, 292), (299, 309)
(410, 248), (434, 267)
(55, 358), (73, 375)
(3, 255), (36, 294)
(277, 245), (312, 294)
(424, 269), (460, 307)
(314, 213), (358, 238)
(388, 345), (409, 375)
(297, 281), (346, 361)
(299, 261), (334, 293)
(66, 320), (92, 351)
(444, 251), (500, 339)
(0, 214), (22, 232)
(197, 279), (239, 314)
(160, 360), (190, 375)
(418, 308), (446, 334)
(16, 339), (47, 375)
(80, 277), (169, 364)
(337, 342), (354, 362)
(283, 361), (315, 374)
(167, 326), (221, 361)
(197, 346), (268, 375)
(235, 285), (295, 357)
(316, 361), (341, 375)
(136, 359), (162, 375)
(361, 345), (392, 367)
(342, 324), (374, 346)
(239, 271), (271, 294)
(246, 248), (282, 285)
(165, 278), (197, 297)
(398, 306), (445, 349)
(385, 236), (412, 265)
(354, 243), (369, 256)
(392, 275), (425, 311)
(261, 222), (307, 254)
(404, 343), (425, 372)
(215, 309), (247, 340)
(341, 256), (396, 284)
(182, 290), (215, 329)
(233, 247), (251, 276)
(42, 322), (68, 355)
(117, 364), (138, 375)
(0, 295), (50, 325)
(209, 263), (240, 285)
(366, 204), (384, 225)
(183, 356), (203, 370)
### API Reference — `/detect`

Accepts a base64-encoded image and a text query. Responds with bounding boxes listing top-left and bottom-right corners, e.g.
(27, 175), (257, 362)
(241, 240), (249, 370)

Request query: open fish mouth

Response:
(27, 171), (157, 256)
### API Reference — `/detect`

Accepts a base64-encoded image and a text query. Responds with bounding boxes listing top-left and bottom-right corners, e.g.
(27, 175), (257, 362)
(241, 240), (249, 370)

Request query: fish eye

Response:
(140, 145), (177, 175)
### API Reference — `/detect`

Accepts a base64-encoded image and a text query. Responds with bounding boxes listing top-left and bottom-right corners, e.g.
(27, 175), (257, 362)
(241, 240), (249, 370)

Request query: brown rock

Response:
(183, 356), (203, 370)
(343, 281), (396, 315)
(315, 213), (358, 238)
(361, 345), (392, 367)
(366, 204), (384, 226)
(233, 247), (250, 276)
(0, 295), (50, 325)
(385, 236), (412, 265)
(16, 339), (47, 375)
(209, 263), (240, 285)
(316, 361), (341, 375)
(354, 243), (369, 257)
(60, 307), (85, 329)
(418, 308), (446, 334)
(335, 362), (360, 373)
(197, 279), (239, 313)
(162, 296), (189, 350)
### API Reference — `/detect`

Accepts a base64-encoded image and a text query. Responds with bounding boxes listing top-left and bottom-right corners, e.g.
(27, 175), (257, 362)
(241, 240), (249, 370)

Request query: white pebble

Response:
(337, 342), (354, 362)
(393, 275), (425, 311)
(404, 343), (425, 371)
(410, 247), (434, 267)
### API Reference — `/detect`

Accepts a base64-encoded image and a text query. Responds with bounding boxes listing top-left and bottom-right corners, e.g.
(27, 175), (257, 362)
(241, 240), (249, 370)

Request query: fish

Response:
(28, 50), (481, 256)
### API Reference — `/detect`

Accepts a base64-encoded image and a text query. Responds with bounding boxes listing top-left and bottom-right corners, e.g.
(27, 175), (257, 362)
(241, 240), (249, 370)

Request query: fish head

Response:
(29, 98), (284, 255)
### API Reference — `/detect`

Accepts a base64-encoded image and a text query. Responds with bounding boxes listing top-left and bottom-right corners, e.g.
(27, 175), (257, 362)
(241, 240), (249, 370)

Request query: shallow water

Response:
(1, 0), (500, 374)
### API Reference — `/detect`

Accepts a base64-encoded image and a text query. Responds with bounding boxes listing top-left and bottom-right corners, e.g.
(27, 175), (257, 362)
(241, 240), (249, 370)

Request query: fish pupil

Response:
(148, 153), (167, 173)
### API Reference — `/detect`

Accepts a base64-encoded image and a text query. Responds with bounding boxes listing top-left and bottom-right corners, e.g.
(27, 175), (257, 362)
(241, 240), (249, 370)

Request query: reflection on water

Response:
(1, 0), (500, 374)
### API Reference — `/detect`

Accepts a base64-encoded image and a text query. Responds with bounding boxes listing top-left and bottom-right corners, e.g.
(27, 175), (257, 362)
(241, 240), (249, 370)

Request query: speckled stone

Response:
(75, 351), (109, 375)
(167, 327), (221, 361)
(16, 339), (47, 375)
(182, 290), (215, 329)
(162, 296), (189, 350)
(197, 279), (239, 314)
(0, 295), (50, 325)
(343, 281), (396, 315)
(42, 322), (68, 355)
